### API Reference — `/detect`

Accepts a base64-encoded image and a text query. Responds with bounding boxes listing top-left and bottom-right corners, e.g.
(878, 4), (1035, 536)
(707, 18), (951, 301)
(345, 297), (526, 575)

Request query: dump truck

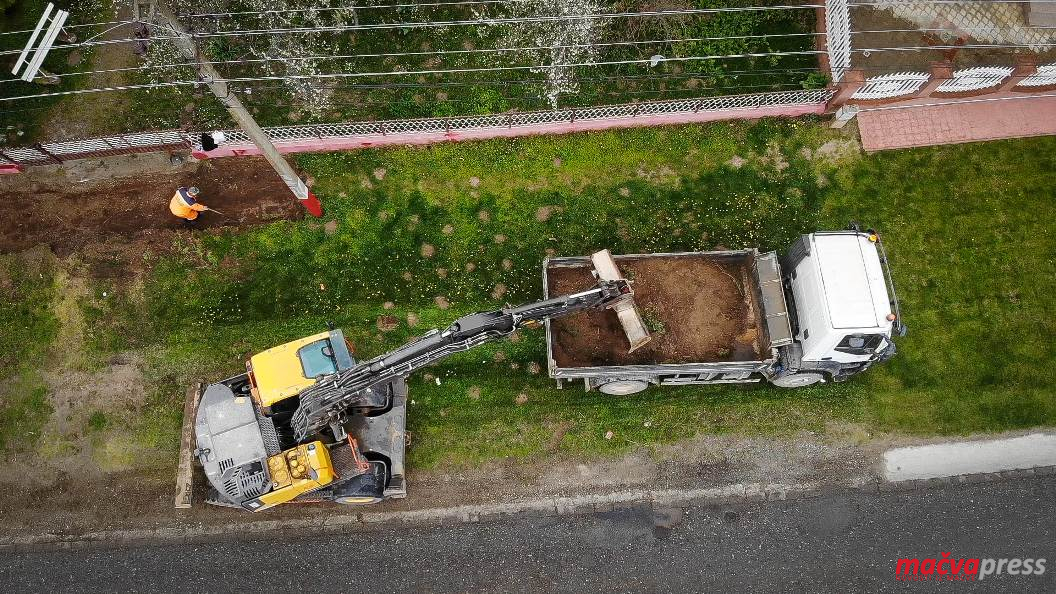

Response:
(544, 227), (904, 394)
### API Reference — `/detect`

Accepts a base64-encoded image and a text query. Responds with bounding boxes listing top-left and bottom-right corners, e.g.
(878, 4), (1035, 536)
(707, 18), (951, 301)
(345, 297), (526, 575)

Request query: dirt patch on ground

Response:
(806, 139), (860, 165)
(0, 157), (303, 255)
(43, 361), (147, 433)
(547, 254), (762, 368)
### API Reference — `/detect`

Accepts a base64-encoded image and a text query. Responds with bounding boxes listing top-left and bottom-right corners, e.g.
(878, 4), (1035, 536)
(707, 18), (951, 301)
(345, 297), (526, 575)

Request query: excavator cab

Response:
(247, 329), (355, 413)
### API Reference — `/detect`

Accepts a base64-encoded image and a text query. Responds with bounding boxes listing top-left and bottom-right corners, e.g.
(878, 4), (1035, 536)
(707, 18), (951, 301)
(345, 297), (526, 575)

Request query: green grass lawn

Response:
(4, 119), (1055, 471)
(0, 248), (57, 449)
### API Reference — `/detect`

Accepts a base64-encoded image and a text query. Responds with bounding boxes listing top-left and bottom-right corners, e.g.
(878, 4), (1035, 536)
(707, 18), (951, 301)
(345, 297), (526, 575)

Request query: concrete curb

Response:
(4, 466), (1054, 553)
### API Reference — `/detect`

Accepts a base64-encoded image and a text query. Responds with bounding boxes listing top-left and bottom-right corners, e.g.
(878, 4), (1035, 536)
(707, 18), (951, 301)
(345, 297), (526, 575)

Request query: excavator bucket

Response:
(591, 249), (652, 353)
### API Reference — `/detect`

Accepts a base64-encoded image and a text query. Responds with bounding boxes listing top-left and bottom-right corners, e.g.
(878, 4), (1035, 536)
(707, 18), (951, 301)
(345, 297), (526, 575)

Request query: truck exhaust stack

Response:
(590, 249), (652, 353)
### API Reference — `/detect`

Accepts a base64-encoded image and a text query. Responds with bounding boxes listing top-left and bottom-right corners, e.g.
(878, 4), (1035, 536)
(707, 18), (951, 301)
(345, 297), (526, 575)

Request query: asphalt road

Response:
(2, 476), (1054, 593)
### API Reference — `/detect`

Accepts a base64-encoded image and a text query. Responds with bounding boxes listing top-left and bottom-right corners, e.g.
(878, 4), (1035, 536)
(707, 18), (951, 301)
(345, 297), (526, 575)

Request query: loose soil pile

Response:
(547, 254), (763, 368)
(0, 157), (302, 255)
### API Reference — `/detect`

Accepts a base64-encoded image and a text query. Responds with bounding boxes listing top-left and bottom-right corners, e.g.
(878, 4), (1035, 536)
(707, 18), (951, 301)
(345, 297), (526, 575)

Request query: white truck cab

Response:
(780, 228), (905, 384)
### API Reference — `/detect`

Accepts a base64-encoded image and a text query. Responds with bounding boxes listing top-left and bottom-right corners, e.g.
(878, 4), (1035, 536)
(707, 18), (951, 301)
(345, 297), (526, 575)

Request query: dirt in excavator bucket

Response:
(547, 254), (764, 367)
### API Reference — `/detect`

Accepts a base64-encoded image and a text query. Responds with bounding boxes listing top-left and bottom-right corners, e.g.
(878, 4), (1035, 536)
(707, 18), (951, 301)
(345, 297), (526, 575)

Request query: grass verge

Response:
(3, 120), (1054, 471)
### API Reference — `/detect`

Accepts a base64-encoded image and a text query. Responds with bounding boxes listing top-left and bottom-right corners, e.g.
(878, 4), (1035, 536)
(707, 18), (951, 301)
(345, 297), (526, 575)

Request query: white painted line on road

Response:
(884, 433), (1056, 481)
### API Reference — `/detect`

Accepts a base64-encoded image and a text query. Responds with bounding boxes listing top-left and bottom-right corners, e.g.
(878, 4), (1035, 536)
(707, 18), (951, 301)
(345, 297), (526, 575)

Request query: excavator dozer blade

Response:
(591, 249), (652, 353)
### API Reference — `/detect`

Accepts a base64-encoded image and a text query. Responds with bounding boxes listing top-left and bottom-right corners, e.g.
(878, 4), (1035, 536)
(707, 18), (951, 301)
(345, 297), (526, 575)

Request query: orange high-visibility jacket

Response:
(169, 188), (208, 220)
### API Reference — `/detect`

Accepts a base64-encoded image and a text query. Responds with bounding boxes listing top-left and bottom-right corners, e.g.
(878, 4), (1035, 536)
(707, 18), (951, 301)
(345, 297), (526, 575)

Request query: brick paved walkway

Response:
(857, 93), (1056, 151)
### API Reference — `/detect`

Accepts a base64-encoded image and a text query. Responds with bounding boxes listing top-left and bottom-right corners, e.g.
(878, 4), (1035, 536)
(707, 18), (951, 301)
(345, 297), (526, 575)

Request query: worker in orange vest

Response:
(169, 186), (209, 222)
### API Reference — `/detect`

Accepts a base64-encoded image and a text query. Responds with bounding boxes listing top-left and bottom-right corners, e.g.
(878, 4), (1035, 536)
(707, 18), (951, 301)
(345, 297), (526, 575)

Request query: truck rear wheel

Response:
(597, 380), (649, 395)
(769, 372), (824, 388)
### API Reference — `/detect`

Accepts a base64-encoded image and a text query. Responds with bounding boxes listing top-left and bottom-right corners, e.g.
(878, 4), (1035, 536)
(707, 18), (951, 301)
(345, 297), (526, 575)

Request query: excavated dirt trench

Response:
(0, 156), (303, 255)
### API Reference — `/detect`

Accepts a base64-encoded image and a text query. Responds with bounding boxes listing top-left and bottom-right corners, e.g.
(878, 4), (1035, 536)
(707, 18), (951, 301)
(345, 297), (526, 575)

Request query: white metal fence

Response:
(851, 72), (930, 100)
(934, 66), (1015, 94)
(0, 130), (190, 166)
(825, 0), (853, 83)
(1018, 63), (1056, 87)
(0, 89), (833, 168)
(208, 89), (833, 149)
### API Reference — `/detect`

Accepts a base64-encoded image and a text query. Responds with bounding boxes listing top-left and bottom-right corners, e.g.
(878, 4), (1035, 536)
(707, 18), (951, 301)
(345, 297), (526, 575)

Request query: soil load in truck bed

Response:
(547, 253), (764, 367)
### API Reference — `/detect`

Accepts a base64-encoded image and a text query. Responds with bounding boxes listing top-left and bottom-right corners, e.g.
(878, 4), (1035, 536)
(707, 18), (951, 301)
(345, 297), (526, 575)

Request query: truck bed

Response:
(545, 251), (766, 368)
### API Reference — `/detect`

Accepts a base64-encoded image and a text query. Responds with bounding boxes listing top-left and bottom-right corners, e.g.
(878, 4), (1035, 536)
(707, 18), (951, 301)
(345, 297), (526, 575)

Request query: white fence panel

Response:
(935, 67), (1014, 93)
(852, 72), (930, 100)
(198, 90), (835, 149)
(826, 0), (852, 83)
(1016, 63), (1056, 88)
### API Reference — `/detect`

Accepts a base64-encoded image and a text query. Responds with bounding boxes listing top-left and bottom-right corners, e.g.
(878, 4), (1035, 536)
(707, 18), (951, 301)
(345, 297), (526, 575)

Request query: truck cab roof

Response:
(812, 233), (891, 330)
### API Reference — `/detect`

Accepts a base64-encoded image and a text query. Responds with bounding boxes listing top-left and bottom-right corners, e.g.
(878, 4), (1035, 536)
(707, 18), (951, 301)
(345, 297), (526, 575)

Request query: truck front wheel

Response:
(769, 372), (824, 388)
(597, 380), (650, 395)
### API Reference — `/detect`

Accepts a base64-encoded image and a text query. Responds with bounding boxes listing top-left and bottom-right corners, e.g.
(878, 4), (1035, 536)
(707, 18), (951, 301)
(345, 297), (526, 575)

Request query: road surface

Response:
(2, 475), (1054, 593)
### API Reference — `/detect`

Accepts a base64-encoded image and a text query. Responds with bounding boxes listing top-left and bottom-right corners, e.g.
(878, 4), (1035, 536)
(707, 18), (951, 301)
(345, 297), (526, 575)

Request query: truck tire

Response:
(597, 380), (649, 395)
(769, 372), (824, 388)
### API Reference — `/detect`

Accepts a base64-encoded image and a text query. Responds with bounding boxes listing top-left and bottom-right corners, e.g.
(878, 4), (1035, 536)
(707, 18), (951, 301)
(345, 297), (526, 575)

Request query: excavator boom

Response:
(290, 279), (631, 441)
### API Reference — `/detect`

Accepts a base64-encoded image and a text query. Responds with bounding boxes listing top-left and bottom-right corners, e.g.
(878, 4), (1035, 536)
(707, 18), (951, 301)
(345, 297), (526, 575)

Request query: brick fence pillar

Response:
(921, 61), (956, 97)
(825, 69), (866, 112)
(999, 54), (1038, 92)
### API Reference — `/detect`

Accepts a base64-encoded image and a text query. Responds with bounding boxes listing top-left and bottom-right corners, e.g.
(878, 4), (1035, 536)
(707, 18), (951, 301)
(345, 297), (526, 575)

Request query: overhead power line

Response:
(4, 34), (1052, 103)
(0, 18), (135, 38)
(10, 8), (1056, 57)
(8, 18), (1053, 83)
(0, 49), (830, 102)
(38, 14), (1056, 85)
(6, 0), (1056, 38)
(0, 32), (823, 83)
(182, 0), (593, 19)
(0, 36), (1044, 93)
(160, 0), (1056, 19)
(0, 4), (827, 56)
(0, 77), (810, 117)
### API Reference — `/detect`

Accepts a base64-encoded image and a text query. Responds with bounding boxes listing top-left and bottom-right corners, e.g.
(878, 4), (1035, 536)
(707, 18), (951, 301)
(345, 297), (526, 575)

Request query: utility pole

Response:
(155, 4), (323, 217)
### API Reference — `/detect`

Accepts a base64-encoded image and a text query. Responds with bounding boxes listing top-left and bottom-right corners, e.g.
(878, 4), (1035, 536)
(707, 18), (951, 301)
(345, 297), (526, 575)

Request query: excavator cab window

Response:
(297, 339), (339, 378)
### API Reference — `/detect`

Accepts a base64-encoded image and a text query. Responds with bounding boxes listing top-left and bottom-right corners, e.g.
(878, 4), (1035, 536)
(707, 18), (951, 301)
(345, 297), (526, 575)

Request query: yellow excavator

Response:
(193, 251), (650, 511)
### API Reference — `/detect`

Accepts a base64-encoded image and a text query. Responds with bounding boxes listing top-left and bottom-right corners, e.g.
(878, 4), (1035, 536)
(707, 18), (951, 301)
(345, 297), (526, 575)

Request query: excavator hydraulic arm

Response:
(290, 279), (632, 441)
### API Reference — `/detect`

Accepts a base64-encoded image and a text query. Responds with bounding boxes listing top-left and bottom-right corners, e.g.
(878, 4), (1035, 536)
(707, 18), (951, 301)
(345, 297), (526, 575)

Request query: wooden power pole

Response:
(156, 4), (323, 217)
